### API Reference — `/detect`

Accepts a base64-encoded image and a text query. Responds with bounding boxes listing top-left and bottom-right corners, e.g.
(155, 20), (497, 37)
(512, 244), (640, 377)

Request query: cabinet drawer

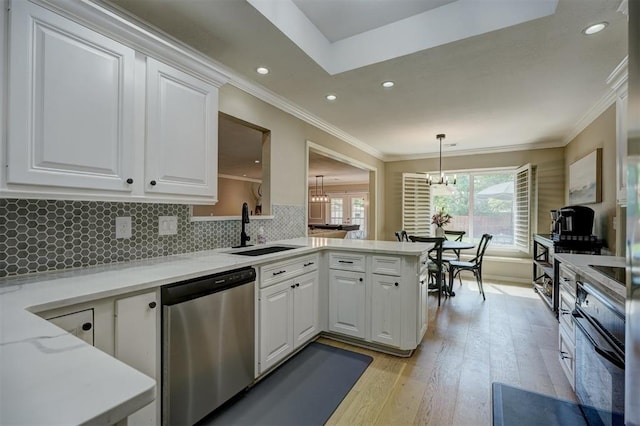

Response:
(260, 254), (319, 288)
(558, 290), (575, 341)
(329, 252), (366, 272)
(558, 264), (577, 297)
(419, 253), (429, 272)
(371, 255), (402, 276)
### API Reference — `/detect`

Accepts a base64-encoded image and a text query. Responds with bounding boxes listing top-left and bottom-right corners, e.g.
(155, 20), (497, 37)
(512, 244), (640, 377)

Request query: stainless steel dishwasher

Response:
(161, 267), (256, 426)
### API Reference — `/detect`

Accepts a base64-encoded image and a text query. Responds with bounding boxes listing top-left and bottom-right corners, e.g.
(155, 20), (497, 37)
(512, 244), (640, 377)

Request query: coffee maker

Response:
(551, 205), (595, 237)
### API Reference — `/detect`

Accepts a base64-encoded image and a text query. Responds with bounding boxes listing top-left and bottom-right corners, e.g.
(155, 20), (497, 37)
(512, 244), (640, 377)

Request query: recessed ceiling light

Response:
(583, 22), (608, 35)
(256, 67), (269, 75)
(381, 81), (395, 88)
(326, 94), (337, 101)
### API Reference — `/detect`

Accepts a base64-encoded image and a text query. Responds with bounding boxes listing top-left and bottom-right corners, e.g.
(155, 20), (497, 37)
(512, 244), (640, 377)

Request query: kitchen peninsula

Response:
(0, 237), (431, 425)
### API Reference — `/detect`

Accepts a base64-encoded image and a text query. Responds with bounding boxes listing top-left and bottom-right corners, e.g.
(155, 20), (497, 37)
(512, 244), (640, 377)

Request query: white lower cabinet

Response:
(559, 326), (575, 389)
(418, 261), (429, 342)
(328, 269), (366, 339)
(46, 309), (95, 346)
(371, 274), (401, 347)
(259, 266), (319, 374)
(115, 291), (159, 426)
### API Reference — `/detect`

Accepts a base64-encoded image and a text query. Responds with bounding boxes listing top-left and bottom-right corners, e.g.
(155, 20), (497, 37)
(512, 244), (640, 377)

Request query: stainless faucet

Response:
(240, 202), (251, 247)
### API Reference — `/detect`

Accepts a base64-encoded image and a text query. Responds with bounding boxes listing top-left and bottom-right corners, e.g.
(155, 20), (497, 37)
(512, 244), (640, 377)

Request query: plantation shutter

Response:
(514, 164), (533, 253)
(402, 173), (431, 237)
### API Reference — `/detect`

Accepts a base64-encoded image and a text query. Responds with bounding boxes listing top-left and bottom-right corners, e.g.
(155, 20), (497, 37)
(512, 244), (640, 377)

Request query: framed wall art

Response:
(569, 148), (602, 204)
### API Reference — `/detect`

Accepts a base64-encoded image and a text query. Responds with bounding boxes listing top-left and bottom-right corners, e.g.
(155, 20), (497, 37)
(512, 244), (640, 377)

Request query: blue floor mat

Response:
(201, 342), (373, 426)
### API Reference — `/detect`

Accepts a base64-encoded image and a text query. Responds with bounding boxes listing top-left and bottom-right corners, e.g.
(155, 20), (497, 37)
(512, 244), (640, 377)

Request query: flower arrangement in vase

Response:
(432, 209), (452, 237)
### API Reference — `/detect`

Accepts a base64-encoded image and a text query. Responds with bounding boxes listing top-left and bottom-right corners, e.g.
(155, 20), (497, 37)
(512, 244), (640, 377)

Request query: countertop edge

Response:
(0, 238), (431, 424)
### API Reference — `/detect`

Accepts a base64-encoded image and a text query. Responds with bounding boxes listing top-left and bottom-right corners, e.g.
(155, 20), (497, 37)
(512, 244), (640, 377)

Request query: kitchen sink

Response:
(229, 245), (300, 256)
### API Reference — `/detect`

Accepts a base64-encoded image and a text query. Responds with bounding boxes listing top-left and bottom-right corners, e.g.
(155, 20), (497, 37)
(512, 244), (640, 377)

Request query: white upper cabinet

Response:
(7, 0), (135, 192)
(145, 58), (218, 199)
(3, 0), (228, 203)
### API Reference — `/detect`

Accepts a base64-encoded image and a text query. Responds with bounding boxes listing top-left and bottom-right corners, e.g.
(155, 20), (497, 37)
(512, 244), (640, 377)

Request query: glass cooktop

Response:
(589, 265), (626, 286)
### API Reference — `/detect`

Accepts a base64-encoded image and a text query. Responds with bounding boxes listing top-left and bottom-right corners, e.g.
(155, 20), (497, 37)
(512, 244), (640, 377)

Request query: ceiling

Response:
(110, 0), (628, 165)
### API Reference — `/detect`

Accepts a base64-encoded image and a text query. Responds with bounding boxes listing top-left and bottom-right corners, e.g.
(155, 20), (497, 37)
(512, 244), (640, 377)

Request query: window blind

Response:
(514, 164), (533, 253)
(402, 173), (431, 237)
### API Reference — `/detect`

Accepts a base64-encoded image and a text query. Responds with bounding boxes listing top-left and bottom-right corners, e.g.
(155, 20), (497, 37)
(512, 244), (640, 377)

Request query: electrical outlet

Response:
(115, 217), (132, 239)
(158, 216), (178, 236)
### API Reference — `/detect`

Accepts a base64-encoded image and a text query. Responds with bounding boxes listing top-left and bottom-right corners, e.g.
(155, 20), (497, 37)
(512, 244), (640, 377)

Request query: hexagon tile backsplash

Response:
(0, 199), (306, 278)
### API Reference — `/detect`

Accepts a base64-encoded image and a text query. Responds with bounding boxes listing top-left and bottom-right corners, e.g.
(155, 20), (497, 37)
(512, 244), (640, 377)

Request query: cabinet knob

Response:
(126, 178), (134, 184)
(81, 322), (92, 331)
(296, 283), (300, 287)
(359, 278), (363, 282)
(395, 282), (399, 287)
(149, 301), (157, 309)
(150, 180), (157, 186)
(291, 284), (296, 289)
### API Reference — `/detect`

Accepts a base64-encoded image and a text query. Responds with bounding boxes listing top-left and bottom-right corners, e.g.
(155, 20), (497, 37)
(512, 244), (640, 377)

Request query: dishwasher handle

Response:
(162, 267), (256, 306)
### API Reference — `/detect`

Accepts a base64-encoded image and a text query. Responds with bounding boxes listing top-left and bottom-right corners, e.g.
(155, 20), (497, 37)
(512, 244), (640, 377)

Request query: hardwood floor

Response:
(323, 279), (576, 426)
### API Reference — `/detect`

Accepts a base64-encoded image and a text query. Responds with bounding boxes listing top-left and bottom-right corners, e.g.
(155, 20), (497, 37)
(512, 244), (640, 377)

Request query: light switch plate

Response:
(115, 217), (132, 239)
(158, 216), (178, 236)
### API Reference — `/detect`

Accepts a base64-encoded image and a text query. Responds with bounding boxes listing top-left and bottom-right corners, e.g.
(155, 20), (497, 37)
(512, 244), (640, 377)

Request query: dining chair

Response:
(443, 229), (467, 262)
(447, 233), (493, 300)
(395, 230), (409, 242)
(409, 235), (447, 306)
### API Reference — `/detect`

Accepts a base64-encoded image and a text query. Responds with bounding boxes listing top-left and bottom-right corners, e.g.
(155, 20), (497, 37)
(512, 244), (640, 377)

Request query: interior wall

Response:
(564, 104), (617, 252)
(384, 146), (566, 244)
(192, 177), (258, 216)
(219, 85), (385, 238)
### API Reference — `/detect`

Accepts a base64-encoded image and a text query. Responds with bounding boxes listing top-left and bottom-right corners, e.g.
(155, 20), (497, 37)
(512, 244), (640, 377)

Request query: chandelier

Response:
(426, 133), (456, 186)
(310, 175), (329, 203)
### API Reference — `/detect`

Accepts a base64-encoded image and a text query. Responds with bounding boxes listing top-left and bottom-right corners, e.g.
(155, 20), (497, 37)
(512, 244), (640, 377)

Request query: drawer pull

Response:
(304, 262), (315, 267)
(272, 270), (287, 276)
(560, 309), (572, 315)
(291, 284), (296, 289)
(394, 282), (399, 287)
(359, 278), (363, 282)
(560, 351), (571, 360)
(338, 260), (354, 264)
(148, 301), (157, 309)
(81, 322), (92, 332)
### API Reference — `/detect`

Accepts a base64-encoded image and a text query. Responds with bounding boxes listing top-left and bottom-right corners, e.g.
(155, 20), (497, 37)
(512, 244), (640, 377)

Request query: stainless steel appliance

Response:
(628, 0), (640, 424)
(573, 279), (625, 425)
(161, 267), (256, 426)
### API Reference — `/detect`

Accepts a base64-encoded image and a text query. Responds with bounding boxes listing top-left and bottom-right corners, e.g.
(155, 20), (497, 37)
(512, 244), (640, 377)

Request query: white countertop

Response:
(553, 253), (626, 303)
(0, 237), (430, 425)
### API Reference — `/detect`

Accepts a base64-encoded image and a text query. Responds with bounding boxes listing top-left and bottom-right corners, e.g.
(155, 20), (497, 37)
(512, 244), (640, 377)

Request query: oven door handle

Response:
(573, 311), (625, 370)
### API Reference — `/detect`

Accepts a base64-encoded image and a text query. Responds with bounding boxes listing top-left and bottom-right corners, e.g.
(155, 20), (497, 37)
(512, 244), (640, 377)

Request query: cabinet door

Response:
(292, 272), (319, 349)
(371, 275), (401, 347)
(8, 1), (135, 191)
(46, 309), (94, 346)
(146, 58), (218, 198)
(260, 281), (294, 372)
(328, 270), (366, 339)
(418, 269), (429, 341)
(115, 291), (158, 426)
(559, 327), (575, 390)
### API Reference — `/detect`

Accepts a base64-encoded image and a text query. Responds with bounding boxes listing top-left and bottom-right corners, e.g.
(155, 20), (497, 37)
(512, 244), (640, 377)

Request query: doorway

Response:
(307, 141), (376, 240)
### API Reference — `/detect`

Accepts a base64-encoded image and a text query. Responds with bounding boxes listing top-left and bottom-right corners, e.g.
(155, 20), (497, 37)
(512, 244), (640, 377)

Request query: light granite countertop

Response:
(553, 253), (626, 304)
(0, 237), (431, 425)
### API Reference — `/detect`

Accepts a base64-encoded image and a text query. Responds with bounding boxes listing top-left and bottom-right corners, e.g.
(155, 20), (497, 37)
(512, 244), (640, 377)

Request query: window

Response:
(328, 193), (368, 239)
(402, 165), (533, 252)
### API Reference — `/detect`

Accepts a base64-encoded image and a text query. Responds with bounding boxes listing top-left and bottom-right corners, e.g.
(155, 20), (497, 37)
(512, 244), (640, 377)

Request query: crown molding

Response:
(86, 0), (384, 161)
(384, 139), (566, 162)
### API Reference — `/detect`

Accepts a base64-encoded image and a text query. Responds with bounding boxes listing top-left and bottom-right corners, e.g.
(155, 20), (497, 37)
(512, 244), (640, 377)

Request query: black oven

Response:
(574, 280), (625, 426)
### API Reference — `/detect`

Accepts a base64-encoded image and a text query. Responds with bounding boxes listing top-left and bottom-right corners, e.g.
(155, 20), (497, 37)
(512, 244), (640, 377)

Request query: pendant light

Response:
(426, 133), (456, 186)
(310, 175), (328, 203)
